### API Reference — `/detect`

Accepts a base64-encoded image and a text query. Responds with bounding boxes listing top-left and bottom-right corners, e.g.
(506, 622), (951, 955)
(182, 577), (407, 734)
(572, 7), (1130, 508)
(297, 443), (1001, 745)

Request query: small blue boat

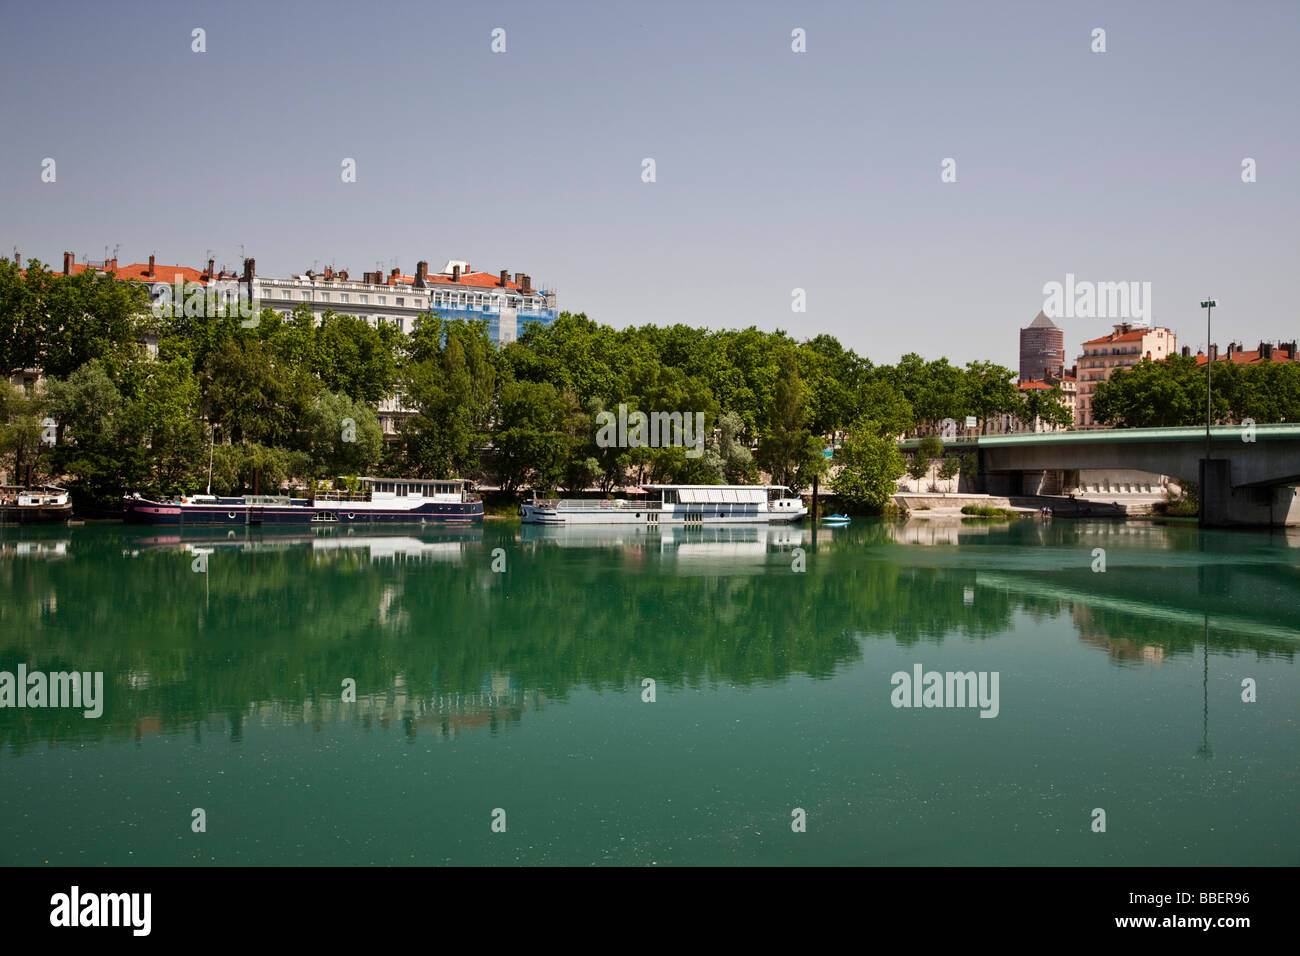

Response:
(821, 514), (851, 526)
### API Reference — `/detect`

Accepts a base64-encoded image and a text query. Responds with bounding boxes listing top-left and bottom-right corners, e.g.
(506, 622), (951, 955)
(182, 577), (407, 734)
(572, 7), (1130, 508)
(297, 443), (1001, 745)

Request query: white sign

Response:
(965, 416), (977, 428)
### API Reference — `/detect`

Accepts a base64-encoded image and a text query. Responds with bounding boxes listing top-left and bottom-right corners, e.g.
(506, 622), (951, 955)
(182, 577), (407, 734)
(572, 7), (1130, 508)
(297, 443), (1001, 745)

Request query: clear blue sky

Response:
(2, 0), (1296, 368)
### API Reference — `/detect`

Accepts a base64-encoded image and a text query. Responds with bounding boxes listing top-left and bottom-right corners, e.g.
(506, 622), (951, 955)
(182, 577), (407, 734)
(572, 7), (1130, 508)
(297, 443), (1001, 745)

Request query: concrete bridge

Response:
(913, 425), (1300, 527)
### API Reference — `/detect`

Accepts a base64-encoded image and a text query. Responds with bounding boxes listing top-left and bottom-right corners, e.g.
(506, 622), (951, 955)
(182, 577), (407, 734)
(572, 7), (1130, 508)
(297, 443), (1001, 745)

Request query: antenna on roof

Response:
(112, 244), (120, 260)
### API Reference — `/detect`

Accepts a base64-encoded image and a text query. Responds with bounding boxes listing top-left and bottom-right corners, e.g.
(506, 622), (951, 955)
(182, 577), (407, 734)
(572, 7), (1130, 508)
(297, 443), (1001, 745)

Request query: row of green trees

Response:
(1092, 354), (1300, 427)
(1, 257), (1071, 509)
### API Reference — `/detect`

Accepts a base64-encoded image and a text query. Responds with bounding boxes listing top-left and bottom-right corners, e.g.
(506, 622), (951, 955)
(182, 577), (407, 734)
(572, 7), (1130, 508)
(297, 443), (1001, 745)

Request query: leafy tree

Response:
(0, 257), (42, 377)
(21, 260), (148, 379)
(202, 337), (292, 445)
(0, 379), (48, 485)
(308, 392), (384, 477)
(961, 360), (1020, 434)
(400, 317), (496, 478)
(758, 351), (822, 490)
(43, 360), (124, 503)
(831, 418), (905, 512)
(313, 311), (400, 404)
(1092, 356), (1224, 427)
(937, 455), (960, 491)
(717, 410), (757, 484)
(1016, 384), (1074, 430)
(118, 356), (204, 495)
(492, 379), (566, 493)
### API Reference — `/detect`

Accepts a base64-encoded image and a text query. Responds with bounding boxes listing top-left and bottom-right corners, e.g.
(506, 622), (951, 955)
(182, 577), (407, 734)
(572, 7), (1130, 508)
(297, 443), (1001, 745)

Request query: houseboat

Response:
(519, 484), (807, 525)
(124, 492), (314, 525)
(123, 479), (482, 526)
(0, 484), (74, 523)
(311, 479), (482, 524)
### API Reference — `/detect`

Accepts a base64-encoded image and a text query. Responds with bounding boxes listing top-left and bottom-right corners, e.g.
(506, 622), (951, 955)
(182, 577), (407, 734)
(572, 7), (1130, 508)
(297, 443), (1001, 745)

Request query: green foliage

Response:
(400, 317), (496, 478)
(1017, 384), (1074, 430)
(308, 392), (384, 477)
(1156, 481), (1199, 517)
(43, 360), (124, 502)
(0, 378), (47, 484)
(1092, 356), (1206, 427)
(937, 455), (960, 485)
(831, 418), (905, 512)
(961, 504), (1019, 517)
(10, 256), (1300, 505)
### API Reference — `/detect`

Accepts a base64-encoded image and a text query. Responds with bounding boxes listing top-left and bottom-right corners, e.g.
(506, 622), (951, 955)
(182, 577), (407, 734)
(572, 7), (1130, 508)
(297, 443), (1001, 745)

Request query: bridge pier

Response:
(1200, 459), (1300, 528)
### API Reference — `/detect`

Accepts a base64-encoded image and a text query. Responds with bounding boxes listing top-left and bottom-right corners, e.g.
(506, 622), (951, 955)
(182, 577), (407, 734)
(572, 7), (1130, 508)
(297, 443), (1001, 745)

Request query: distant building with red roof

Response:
(1075, 322), (1177, 428)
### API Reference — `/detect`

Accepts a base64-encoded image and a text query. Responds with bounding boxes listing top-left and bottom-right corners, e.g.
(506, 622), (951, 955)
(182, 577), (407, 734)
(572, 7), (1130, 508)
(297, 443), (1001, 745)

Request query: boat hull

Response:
(310, 502), (483, 524)
(124, 498), (484, 525)
(520, 503), (806, 525)
(0, 503), (74, 524)
(124, 499), (313, 525)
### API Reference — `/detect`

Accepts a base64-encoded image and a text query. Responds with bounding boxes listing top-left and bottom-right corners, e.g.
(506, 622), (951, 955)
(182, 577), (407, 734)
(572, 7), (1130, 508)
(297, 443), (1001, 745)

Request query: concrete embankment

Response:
(894, 492), (1138, 518)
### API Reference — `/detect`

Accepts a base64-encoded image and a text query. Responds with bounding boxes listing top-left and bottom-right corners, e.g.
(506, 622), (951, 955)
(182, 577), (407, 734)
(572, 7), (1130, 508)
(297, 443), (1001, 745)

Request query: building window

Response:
(359, 294), (368, 304)
(396, 297), (404, 307)
(339, 293), (349, 303)
(396, 317), (404, 332)
(320, 293), (329, 302)
(281, 290), (290, 299)
(378, 296), (386, 304)
(300, 292), (309, 300)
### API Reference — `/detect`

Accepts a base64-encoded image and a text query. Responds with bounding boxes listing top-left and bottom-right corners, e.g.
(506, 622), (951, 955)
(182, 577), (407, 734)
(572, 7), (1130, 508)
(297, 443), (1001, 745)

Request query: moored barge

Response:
(0, 484), (73, 523)
(123, 478), (482, 525)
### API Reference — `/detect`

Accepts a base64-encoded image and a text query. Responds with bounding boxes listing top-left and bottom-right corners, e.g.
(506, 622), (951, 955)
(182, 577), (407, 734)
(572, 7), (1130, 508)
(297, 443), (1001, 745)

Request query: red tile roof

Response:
(1194, 349), (1298, 366)
(426, 272), (524, 290)
(1081, 330), (1149, 345)
(113, 262), (211, 284)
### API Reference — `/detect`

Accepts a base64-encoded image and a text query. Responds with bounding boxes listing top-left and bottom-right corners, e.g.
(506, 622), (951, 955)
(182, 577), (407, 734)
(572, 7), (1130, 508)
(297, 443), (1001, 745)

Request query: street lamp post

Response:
(1200, 298), (1216, 461)
(206, 423), (219, 495)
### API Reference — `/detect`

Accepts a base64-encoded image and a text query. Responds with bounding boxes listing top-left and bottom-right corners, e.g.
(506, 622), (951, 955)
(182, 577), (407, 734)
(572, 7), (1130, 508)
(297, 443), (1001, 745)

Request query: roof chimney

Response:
(1262, 342), (1274, 360)
(63, 251), (73, 275)
(389, 267), (400, 286)
(521, 274), (532, 293)
(148, 254), (156, 277)
(1181, 345), (1190, 358)
(499, 269), (508, 287)
(243, 258), (255, 281)
(1209, 345), (1218, 362)
(207, 258), (215, 279)
(414, 261), (428, 289)
(452, 265), (460, 282)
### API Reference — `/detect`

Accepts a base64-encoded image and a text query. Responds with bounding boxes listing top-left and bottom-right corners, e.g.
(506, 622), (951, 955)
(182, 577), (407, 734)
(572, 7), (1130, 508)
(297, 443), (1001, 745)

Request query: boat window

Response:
(397, 484), (407, 497)
(663, 490), (677, 504)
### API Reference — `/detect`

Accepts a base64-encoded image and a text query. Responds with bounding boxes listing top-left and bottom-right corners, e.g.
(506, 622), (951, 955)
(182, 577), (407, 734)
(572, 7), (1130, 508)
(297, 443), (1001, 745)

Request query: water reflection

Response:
(0, 519), (1295, 752)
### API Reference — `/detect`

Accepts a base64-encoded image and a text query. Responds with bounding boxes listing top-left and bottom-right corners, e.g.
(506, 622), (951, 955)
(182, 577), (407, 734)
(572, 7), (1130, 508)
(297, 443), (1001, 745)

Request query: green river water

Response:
(0, 518), (1296, 866)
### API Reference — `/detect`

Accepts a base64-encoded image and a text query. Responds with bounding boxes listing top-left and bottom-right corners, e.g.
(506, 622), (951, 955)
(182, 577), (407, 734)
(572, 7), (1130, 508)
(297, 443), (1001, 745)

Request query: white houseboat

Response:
(520, 484), (806, 525)
(312, 478), (482, 524)
(1, 484), (73, 524)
